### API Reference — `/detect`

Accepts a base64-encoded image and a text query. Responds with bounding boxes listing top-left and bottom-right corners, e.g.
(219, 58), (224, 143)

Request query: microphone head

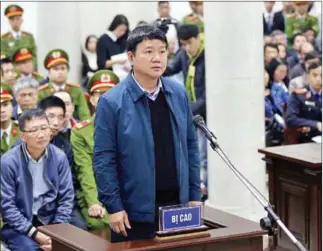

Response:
(193, 115), (204, 125)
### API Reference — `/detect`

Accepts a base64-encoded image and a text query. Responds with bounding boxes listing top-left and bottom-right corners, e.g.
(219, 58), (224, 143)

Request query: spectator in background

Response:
(272, 1), (295, 33)
(82, 35), (98, 89)
(286, 1), (319, 46)
(136, 20), (148, 27)
(289, 51), (320, 94)
(183, 1), (204, 33)
(263, 1), (276, 35)
(266, 58), (289, 116)
(288, 42), (314, 79)
(97, 14), (129, 70)
(271, 30), (287, 45)
(1, 57), (17, 87)
(264, 43), (279, 67)
(277, 43), (287, 59)
(302, 27), (320, 52)
(264, 35), (273, 44)
(286, 33), (306, 66)
(12, 78), (38, 120)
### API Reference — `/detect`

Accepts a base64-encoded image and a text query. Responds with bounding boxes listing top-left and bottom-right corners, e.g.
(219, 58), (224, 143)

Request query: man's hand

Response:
(188, 201), (203, 206)
(88, 204), (105, 218)
(34, 231), (52, 251)
(109, 210), (131, 237)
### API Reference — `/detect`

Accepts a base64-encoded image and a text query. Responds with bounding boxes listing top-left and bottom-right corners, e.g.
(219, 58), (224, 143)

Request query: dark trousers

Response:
(111, 191), (179, 243)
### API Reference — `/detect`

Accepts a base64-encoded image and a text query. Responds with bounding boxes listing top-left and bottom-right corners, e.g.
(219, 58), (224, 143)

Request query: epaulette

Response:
(38, 83), (49, 91)
(286, 13), (295, 18)
(32, 71), (42, 77)
(1, 32), (12, 38)
(308, 13), (317, 18)
(73, 119), (91, 130)
(67, 82), (80, 88)
(22, 31), (32, 36)
(13, 120), (19, 125)
(294, 88), (307, 95)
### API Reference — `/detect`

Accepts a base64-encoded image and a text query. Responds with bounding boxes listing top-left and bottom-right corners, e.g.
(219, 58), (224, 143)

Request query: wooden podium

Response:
(259, 143), (322, 251)
(39, 206), (266, 251)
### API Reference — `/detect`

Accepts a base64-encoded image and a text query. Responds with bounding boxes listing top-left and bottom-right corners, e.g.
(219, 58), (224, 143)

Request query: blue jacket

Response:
(0, 143), (74, 236)
(270, 82), (289, 115)
(164, 48), (206, 119)
(94, 74), (201, 223)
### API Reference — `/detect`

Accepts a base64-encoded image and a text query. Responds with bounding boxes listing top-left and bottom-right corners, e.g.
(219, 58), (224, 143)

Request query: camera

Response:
(155, 18), (178, 34)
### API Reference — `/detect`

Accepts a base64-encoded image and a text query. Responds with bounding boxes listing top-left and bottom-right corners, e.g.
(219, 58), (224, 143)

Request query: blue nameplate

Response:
(160, 205), (201, 231)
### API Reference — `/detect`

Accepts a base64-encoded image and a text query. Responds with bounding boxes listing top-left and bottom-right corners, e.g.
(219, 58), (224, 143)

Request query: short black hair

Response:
(177, 24), (199, 40)
(264, 43), (279, 53)
(18, 108), (48, 131)
(308, 61), (321, 73)
(126, 25), (168, 53)
(38, 95), (66, 115)
(304, 51), (318, 62)
(158, 1), (169, 6)
(0, 57), (13, 74)
(292, 32), (305, 44)
(302, 27), (317, 37)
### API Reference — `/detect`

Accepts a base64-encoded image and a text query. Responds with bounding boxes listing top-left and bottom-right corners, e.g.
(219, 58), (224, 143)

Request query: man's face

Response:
(300, 42), (314, 57)
(0, 101), (13, 123)
(293, 35), (306, 52)
(53, 92), (74, 125)
(195, 3), (203, 16)
(158, 2), (170, 18)
(180, 37), (200, 57)
(264, 2), (275, 12)
(90, 91), (105, 108)
(189, 2), (197, 13)
(283, 2), (295, 13)
(8, 15), (23, 31)
(273, 34), (287, 45)
(45, 107), (65, 137)
(308, 66), (322, 91)
(128, 39), (167, 79)
(295, 3), (309, 15)
(48, 64), (68, 84)
(16, 59), (33, 75)
(303, 30), (316, 44)
(21, 117), (51, 151)
(304, 58), (319, 72)
(1, 63), (17, 85)
(16, 88), (37, 111)
(264, 46), (278, 64)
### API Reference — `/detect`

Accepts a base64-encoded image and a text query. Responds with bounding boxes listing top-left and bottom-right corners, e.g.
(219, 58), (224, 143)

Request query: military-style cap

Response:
(4, 4), (23, 18)
(44, 49), (69, 69)
(295, 1), (309, 5)
(13, 48), (33, 63)
(0, 83), (13, 103)
(86, 70), (119, 94)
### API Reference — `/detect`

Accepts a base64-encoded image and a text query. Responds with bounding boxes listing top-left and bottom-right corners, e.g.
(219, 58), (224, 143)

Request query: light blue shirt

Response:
(22, 143), (50, 215)
(132, 72), (162, 101)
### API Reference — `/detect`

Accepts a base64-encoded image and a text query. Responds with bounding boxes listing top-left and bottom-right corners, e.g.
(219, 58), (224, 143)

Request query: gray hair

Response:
(13, 77), (39, 96)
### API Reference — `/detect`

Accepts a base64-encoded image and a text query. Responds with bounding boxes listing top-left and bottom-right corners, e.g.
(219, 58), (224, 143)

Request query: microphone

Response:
(193, 115), (218, 147)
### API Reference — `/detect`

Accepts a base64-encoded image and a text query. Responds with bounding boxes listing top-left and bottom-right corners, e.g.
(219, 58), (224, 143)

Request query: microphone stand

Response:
(208, 135), (307, 251)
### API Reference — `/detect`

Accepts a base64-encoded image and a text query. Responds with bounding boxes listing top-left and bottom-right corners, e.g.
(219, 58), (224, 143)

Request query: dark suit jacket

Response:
(273, 11), (285, 32)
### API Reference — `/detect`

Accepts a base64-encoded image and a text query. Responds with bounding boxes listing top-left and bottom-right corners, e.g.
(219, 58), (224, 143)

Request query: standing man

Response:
(38, 49), (91, 121)
(94, 26), (201, 243)
(183, 1), (204, 33)
(71, 70), (119, 230)
(0, 84), (19, 156)
(12, 47), (44, 82)
(1, 4), (38, 70)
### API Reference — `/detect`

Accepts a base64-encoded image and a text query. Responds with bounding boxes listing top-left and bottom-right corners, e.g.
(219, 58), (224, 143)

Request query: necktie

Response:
(2, 132), (9, 149)
(267, 14), (272, 32)
(16, 35), (21, 40)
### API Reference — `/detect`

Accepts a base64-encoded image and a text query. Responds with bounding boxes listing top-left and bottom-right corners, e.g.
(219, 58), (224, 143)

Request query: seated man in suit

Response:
(0, 108), (74, 251)
(286, 62), (322, 143)
(12, 78), (39, 120)
(1, 57), (17, 87)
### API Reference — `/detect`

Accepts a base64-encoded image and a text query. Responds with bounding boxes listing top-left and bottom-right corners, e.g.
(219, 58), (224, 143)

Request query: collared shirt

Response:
(132, 72), (162, 101)
(52, 82), (66, 92)
(264, 11), (274, 28)
(106, 30), (117, 42)
(10, 29), (22, 40)
(0, 122), (12, 145)
(309, 86), (322, 103)
(17, 105), (23, 116)
(22, 142), (50, 215)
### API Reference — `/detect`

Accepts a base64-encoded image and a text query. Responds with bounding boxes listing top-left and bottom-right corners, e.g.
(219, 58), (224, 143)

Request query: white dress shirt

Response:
(0, 122), (12, 145)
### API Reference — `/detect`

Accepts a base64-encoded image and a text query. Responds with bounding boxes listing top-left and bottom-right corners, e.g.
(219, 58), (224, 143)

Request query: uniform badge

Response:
(20, 48), (28, 54)
(8, 42), (15, 47)
(101, 74), (111, 82)
(305, 101), (315, 107)
(52, 51), (61, 58)
(12, 127), (18, 137)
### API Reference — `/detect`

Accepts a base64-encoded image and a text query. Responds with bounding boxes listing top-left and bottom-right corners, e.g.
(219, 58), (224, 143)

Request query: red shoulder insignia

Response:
(74, 119), (91, 129)
(38, 83), (49, 91)
(67, 82), (80, 88)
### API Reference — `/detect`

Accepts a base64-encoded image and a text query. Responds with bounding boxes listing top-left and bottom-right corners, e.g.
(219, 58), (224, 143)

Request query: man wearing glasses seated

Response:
(0, 108), (74, 251)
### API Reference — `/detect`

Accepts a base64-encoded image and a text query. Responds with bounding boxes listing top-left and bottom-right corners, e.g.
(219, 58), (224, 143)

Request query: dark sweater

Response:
(96, 33), (122, 70)
(147, 91), (178, 199)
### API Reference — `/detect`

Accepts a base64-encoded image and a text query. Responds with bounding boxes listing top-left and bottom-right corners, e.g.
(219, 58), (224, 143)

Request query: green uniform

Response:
(70, 118), (108, 230)
(1, 31), (38, 70)
(0, 120), (20, 156)
(182, 13), (204, 33)
(38, 80), (91, 121)
(286, 13), (319, 45)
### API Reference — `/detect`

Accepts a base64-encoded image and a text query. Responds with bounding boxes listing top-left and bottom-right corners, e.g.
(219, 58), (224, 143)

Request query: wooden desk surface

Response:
(258, 143), (322, 168)
(39, 206), (266, 251)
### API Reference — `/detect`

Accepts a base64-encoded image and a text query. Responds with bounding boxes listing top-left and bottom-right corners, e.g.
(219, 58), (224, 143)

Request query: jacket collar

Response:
(125, 72), (173, 102)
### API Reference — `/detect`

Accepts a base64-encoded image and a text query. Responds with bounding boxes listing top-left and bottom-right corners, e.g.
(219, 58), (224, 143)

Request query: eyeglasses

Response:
(22, 126), (50, 136)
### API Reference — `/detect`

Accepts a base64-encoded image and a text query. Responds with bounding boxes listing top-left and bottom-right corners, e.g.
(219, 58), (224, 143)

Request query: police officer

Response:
(182, 1), (204, 33)
(38, 49), (91, 121)
(286, 61), (322, 143)
(286, 1), (319, 46)
(1, 5), (38, 70)
(0, 83), (19, 156)
(12, 47), (44, 82)
(70, 70), (119, 230)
